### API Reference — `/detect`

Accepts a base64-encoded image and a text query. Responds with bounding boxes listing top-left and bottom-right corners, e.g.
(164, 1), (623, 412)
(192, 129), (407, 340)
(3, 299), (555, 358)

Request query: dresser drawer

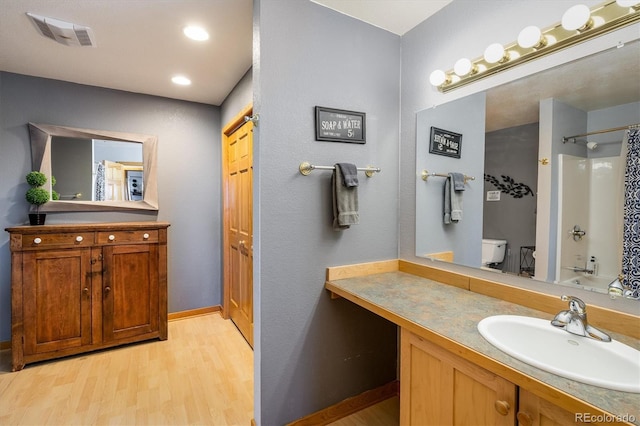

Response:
(21, 232), (94, 249)
(97, 230), (159, 244)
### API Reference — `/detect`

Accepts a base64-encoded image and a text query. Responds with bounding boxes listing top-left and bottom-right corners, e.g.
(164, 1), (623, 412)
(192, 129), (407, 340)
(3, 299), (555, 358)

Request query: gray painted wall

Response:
(399, 0), (610, 263)
(484, 123), (539, 274)
(415, 93), (485, 268)
(221, 68), (253, 127)
(0, 72), (222, 341)
(254, 1), (400, 424)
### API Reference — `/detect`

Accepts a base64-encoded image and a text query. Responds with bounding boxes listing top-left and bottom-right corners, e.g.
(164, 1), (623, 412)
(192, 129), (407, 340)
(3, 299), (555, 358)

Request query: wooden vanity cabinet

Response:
(401, 328), (517, 425)
(6, 222), (169, 371)
(401, 328), (584, 426)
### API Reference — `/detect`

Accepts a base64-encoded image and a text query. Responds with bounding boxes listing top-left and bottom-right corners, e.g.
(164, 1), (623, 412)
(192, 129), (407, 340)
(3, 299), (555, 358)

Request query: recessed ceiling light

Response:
(183, 25), (209, 41)
(171, 75), (192, 86)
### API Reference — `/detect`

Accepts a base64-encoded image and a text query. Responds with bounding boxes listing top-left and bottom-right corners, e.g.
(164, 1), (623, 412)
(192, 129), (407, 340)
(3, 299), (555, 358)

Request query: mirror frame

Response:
(28, 123), (158, 212)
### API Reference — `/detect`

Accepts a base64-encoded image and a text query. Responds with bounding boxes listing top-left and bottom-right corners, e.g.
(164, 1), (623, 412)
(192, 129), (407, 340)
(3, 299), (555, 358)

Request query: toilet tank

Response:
(482, 239), (507, 264)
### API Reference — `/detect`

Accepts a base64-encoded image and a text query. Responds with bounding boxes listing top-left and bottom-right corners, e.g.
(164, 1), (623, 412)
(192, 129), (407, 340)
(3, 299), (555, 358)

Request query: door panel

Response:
(23, 249), (92, 354)
(102, 244), (159, 341)
(225, 118), (253, 347)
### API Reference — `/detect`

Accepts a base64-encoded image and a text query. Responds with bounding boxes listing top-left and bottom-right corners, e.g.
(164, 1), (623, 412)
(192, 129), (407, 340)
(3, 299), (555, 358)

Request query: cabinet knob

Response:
(83, 287), (89, 295)
(108, 234), (116, 241)
(104, 286), (111, 293)
(494, 400), (511, 416)
(516, 411), (533, 426)
(76, 236), (84, 242)
(143, 233), (149, 239)
(33, 237), (42, 244)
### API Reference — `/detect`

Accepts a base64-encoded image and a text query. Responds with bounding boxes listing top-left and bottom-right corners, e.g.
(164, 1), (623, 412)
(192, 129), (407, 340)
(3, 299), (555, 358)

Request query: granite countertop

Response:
(327, 271), (640, 424)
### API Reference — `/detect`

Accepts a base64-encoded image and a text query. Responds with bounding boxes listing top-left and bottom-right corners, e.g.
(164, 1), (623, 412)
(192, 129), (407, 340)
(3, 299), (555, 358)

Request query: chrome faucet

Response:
(551, 295), (611, 342)
(608, 275), (640, 300)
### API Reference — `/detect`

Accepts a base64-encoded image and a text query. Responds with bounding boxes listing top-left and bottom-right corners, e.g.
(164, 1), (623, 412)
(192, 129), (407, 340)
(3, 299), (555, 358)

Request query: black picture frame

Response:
(315, 106), (366, 143)
(429, 127), (462, 158)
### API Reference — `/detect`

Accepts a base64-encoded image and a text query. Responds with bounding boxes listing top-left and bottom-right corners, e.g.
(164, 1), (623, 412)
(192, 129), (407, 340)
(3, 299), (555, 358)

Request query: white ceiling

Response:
(310, 0), (452, 35)
(0, 0), (637, 126)
(0, 0), (253, 105)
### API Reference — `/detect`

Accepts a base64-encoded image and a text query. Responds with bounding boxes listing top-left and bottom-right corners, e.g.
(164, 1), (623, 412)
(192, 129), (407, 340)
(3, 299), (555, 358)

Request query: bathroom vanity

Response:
(325, 260), (640, 425)
(6, 222), (170, 371)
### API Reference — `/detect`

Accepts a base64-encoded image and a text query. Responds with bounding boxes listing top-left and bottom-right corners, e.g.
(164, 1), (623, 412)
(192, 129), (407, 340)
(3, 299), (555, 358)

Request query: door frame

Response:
(221, 103), (253, 319)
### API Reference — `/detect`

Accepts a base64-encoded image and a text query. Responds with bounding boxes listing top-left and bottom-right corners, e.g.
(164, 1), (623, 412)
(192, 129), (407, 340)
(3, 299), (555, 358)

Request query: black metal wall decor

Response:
(484, 174), (534, 198)
(315, 106), (366, 143)
(429, 127), (462, 158)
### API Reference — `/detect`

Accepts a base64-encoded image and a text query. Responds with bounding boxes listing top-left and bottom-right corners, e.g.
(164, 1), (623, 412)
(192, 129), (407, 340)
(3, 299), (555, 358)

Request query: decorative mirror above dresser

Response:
(28, 123), (159, 212)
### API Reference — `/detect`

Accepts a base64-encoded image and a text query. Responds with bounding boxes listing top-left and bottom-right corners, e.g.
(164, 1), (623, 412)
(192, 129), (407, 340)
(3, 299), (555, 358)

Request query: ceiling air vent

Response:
(26, 12), (96, 47)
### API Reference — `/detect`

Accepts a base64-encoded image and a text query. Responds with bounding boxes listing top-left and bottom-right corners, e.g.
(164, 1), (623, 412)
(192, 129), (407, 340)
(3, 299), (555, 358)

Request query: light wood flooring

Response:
(0, 313), (253, 425)
(0, 313), (398, 426)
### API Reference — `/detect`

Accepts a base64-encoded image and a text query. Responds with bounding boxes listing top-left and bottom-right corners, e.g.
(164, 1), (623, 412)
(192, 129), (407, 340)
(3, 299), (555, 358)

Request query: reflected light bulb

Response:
(562, 4), (592, 31)
(484, 43), (507, 64)
(429, 69), (447, 86)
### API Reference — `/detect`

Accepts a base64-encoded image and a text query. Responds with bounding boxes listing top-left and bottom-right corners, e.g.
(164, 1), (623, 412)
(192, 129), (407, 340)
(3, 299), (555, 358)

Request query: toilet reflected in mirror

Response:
(481, 238), (507, 271)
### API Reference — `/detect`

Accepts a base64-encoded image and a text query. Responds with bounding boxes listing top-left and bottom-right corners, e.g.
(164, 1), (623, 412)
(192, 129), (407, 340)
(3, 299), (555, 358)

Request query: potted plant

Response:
(25, 171), (58, 225)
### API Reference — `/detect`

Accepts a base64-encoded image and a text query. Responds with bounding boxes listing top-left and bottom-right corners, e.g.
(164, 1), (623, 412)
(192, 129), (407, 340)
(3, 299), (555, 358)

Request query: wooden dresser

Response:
(5, 222), (170, 371)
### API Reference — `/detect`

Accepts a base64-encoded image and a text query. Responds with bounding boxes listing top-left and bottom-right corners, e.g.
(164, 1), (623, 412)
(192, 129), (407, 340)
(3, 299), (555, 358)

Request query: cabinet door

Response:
(23, 249), (92, 354)
(401, 328), (517, 426)
(102, 244), (159, 341)
(517, 389), (579, 425)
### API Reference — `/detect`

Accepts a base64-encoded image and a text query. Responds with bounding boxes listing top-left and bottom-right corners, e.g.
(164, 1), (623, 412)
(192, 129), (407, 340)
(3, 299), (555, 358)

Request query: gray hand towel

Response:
(450, 172), (466, 191)
(449, 173), (464, 222)
(444, 173), (464, 224)
(336, 163), (359, 187)
(332, 165), (359, 230)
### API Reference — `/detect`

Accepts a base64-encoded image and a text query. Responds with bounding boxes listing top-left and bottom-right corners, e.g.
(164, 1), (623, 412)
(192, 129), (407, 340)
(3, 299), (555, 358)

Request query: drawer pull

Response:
(108, 235), (116, 241)
(33, 237), (42, 244)
(143, 233), (150, 239)
(494, 400), (510, 416)
(76, 236), (84, 242)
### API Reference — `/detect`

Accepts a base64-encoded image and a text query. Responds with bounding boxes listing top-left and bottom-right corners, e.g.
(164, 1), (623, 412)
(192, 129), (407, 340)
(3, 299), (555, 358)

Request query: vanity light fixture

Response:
(429, 0), (640, 92)
(171, 75), (192, 86)
(183, 25), (209, 41)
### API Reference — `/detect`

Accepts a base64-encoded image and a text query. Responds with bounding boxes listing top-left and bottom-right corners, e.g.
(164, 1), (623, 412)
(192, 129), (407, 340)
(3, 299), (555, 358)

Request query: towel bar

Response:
(299, 162), (381, 177)
(421, 170), (474, 184)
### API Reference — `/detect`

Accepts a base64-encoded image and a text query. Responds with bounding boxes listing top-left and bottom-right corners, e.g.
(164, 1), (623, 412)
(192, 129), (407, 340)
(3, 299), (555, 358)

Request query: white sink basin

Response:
(477, 315), (640, 393)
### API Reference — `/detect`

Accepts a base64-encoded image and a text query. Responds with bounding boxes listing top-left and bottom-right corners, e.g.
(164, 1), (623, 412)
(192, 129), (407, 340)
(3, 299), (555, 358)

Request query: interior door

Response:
(223, 108), (253, 347)
(103, 160), (125, 201)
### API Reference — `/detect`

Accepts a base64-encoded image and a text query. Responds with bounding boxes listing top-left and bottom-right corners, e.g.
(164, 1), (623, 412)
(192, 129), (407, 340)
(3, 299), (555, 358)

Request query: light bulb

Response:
(454, 58), (475, 76)
(562, 4), (592, 31)
(429, 69), (448, 86)
(616, 0), (640, 7)
(517, 26), (547, 49)
(484, 43), (508, 64)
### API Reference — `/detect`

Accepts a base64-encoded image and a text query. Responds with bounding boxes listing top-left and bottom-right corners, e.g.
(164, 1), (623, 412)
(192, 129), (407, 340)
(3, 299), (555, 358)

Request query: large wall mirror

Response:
(28, 123), (158, 212)
(416, 38), (640, 300)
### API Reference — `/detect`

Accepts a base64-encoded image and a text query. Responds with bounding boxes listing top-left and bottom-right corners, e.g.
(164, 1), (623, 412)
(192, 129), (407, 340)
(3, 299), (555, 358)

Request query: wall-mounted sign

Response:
(315, 106), (366, 143)
(429, 126), (462, 158)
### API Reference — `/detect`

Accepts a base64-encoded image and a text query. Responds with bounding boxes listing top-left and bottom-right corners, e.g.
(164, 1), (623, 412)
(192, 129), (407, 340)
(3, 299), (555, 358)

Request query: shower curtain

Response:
(622, 126), (640, 298)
